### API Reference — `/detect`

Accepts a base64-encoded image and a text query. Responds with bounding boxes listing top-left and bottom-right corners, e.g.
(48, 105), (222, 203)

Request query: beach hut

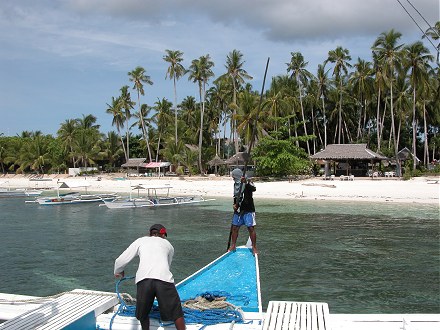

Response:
(121, 158), (147, 176)
(142, 162), (171, 177)
(311, 144), (388, 177)
(207, 155), (226, 175)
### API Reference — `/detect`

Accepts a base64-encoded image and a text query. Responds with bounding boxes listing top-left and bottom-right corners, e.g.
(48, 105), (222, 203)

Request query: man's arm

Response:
(114, 240), (138, 278)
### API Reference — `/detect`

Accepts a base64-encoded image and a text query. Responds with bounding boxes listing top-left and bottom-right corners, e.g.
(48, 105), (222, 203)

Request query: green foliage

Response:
(252, 137), (313, 177)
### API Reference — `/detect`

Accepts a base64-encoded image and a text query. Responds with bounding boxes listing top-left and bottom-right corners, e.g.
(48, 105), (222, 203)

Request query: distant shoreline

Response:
(1, 173), (439, 205)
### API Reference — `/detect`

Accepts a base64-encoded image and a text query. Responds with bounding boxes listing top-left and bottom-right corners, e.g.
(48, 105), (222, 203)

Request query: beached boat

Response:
(0, 181), (44, 198)
(101, 184), (215, 209)
(29, 192), (118, 205)
(0, 188), (43, 198)
(0, 244), (438, 329)
(25, 180), (118, 205)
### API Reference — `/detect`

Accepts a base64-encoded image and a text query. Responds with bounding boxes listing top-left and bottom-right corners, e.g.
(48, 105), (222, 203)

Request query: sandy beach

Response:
(1, 173), (439, 205)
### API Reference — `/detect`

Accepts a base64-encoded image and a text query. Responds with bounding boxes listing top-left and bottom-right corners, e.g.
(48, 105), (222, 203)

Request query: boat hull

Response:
(101, 196), (215, 209)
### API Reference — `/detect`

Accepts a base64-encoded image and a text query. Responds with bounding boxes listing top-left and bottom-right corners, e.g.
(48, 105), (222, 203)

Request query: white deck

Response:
(263, 301), (330, 330)
(0, 289), (117, 329)
(1, 293), (439, 330)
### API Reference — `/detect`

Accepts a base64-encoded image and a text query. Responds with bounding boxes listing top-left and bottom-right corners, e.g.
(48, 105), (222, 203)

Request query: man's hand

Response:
(115, 271), (125, 279)
(233, 203), (239, 212)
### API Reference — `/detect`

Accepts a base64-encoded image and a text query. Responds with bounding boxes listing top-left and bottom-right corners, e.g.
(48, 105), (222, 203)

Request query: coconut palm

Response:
(372, 53), (387, 152)
(130, 103), (154, 162)
(423, 21), (440, 64)
(164, 50), (186, 145)
(100, 131), (124, 169)
(404, 41), (433, 169)
(348, 58), (375, 140)
(128, 67), (153, 159)
(152, 98), (173, 162)
(57, 119), (79, 168)
(315, 64), (331, 147)
(188, 55), (215, 173)
(287, 52), (313, 155)
(372, 29), (404, 175)
(325, 46), (352, 144)
(106, 96), (127, 161)
(118, 85), (135, 161)
(221, 50), (252, 153)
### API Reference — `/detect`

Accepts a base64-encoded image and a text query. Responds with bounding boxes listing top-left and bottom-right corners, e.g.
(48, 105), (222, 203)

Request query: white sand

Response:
(1, 174), (439, 205)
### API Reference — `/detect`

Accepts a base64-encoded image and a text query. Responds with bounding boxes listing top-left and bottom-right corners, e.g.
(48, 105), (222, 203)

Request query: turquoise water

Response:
(0, 196), (438, 314)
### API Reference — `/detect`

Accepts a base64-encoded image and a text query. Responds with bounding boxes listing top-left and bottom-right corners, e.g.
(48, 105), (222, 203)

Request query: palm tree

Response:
(128, 67), (153, 158)
(222, 50), (252, 153)
(315, 64), (330, 147)
(372, 29), (403, 175)
(404, 41), (433, 170)
(325, 46), (352, 144)
(372, 53), (387, 152)
(100, 131), (124, 170)
(423, 21), (440, 64)
(164, 50), (186, 145)
(118, 85), (135, 161)
(188, 55), (215, 173)
(106, 96), (127, 161)
(57, 119), (79, 168)
(130, 103), (154, 162)
(348, 58), (375, 140)
(152, 98), (173, 162)
(235, 90), (261, 146)
(287, 52), (313, 155)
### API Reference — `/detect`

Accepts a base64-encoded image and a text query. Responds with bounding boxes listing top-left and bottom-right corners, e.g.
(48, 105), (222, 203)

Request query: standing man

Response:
(114, 224), (185, 330)
(228, 168), (258, 255)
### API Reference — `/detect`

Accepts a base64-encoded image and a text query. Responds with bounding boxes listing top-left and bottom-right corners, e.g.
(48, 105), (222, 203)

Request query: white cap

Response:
(231, 168), (243, 180)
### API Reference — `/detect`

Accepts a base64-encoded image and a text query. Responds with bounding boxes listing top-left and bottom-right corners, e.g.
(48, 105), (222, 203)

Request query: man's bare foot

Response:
(252, 247), (258, 255)
(228, 245), (236, 252)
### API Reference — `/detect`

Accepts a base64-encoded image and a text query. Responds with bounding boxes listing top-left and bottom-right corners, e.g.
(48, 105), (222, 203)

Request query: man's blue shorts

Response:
(231, 212), (256, 227)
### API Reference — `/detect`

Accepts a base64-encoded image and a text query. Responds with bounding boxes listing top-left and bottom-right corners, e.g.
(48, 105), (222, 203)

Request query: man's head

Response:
(231, 168), (243, 182)
(150, 224), (167, 237)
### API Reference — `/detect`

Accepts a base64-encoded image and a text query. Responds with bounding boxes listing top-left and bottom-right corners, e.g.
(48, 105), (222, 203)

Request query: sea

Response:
(0, 195), (439, 314)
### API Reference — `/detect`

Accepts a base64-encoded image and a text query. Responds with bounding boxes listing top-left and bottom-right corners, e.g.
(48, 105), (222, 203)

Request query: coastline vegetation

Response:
(0, 27), (439, 177)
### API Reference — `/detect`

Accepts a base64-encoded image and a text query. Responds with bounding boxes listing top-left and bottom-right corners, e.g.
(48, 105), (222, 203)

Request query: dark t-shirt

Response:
(234, 182), (256, 212)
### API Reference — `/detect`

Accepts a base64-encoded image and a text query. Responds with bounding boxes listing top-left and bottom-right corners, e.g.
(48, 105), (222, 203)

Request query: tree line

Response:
(1, 26), (439, 177)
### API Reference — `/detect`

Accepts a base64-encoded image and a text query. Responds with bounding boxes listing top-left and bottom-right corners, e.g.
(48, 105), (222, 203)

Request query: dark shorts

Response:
(136, 278), (184, 322)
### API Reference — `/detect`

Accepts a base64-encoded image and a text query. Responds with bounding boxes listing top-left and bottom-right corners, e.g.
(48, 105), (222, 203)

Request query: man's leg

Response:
(136, 279), (154, 330)
(247, 226), (258, 255)
(228, 225), (240, 252)
(139, 318), (150, 330)
(174, 316), (186, 330)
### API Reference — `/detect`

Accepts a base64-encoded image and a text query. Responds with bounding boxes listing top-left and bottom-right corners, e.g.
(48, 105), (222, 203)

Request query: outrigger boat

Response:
(0, 188), (43, 198)
(0, 244), (439, 330)
(0, 181), (43, 198)
(101, 185), (214, 209)
(29, 192), (118, 205)
(25, 181), (118, 205)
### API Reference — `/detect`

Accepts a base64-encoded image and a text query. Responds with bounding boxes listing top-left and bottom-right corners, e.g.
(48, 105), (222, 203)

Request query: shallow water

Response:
(0, 196), (438, 313)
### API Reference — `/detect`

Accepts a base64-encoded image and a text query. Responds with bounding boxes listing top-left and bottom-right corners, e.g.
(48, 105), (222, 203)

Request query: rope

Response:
(111, 277), (249, 330)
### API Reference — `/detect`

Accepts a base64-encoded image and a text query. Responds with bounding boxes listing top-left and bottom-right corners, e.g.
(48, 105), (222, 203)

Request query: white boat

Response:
(101, 184), (215, 209)
(30, 192), (118, 205)
(0, 244), (438, 330)
(0, 188), (43, 198)
(0, 181), (43, 197)
(26, 180), (118, 205)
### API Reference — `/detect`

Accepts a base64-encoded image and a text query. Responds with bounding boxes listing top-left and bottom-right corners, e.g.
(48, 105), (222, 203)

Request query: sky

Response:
(0, 0), (438, 137)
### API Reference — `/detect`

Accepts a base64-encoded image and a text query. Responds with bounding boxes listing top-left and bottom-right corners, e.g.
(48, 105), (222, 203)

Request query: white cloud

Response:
(0, 0), (438, 135)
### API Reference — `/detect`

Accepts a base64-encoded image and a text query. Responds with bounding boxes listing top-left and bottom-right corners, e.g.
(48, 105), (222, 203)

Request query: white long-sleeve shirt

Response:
(114, 236), (175, 284)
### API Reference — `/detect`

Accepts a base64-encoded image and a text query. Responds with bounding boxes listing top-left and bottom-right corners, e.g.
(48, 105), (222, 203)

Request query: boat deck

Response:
(264, 301), (330, 330)
(0, 289), (117, 329)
